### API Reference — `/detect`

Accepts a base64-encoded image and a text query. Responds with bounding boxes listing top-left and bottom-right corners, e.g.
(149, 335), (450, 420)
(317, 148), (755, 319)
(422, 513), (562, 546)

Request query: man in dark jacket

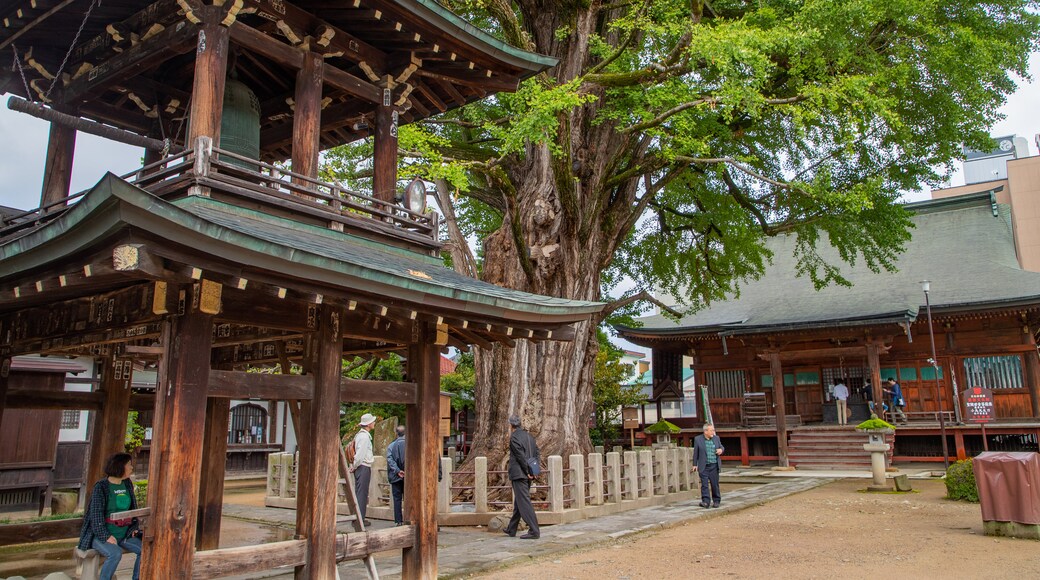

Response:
(504, 415), (540, 539)
(693, 423), (725, 508)
(386, 425), (407, 525)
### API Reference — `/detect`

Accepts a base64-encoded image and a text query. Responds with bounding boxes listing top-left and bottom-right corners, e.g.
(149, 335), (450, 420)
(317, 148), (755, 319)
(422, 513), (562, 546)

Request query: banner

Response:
(700, 385), (714, 425)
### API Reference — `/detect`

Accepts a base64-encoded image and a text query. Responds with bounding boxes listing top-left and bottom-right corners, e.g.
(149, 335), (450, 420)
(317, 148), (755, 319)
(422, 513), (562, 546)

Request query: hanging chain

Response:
(11, 45), (33, 100)
(44, 0), (101, 100)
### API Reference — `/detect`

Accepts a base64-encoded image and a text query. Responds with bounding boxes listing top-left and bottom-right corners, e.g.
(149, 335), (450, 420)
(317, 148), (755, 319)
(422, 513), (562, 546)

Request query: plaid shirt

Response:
(78, 478), (139, 550)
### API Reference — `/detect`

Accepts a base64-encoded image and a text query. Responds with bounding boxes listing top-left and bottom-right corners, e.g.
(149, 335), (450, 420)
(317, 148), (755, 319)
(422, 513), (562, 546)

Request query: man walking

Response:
(504, 415), (540, 539)
(350, 413), (376, 524)
(833, 378), (850, 425)
(693, 423), (724, 508)
(885, 378), (908, 424)
(386, 425), (406, 526)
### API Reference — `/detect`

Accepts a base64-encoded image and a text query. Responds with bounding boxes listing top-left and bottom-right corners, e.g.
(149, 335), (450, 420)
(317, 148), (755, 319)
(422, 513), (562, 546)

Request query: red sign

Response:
(963, 387), (995, 423)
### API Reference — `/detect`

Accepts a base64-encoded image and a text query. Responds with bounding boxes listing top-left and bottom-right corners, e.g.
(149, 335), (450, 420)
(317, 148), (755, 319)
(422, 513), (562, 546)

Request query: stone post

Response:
(438, 456), (452, 513)
(623, 451), (638, 500)
(639, 450), (654, 498)
(588, 453), (604, 505)
(654, 448), (669, 495)
(670, 448), (680, 493)
(371, 455), (387, 508)
(864, 431), (893, 491)
(474, 456), (488, 513)
(447, 445), (457, 469)
(548, 455), (565, 512)
(570, 454), (586, 511)
(606, 452), (622, 503)
(266, 453), (279, 498)
(680, 448), (692, 492)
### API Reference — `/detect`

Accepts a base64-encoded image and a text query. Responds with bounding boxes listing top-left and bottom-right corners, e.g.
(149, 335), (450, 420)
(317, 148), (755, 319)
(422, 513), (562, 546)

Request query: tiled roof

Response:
(622, 193), (1040, 336)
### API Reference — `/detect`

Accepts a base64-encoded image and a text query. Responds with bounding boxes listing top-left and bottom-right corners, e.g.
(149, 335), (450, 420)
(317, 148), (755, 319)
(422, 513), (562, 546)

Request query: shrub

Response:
(855, 416), (896, 431)
(945, 460), (979, 502)
(134, 480), (148, 507)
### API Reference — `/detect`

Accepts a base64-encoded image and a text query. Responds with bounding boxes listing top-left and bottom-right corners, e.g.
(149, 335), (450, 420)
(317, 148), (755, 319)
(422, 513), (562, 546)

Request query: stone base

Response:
(866, 485), (894, 492)
(984, 520), (1040, 540)
(771, 466), (797, 472)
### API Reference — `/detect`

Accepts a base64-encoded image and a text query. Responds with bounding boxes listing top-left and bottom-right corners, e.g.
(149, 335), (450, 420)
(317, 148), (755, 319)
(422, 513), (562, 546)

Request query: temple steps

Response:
(788, 427), (893, 470)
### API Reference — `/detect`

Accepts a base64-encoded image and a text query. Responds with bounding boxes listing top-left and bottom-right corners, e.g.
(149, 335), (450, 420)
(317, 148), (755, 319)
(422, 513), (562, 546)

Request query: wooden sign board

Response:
(963, 387), (995, 423)
(622, 407), (640, 429)
(440, 392), (452, 437)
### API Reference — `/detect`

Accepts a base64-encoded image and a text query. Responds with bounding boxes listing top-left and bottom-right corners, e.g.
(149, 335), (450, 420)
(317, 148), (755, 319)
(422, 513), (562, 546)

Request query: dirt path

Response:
(475, 478), (1040, 580)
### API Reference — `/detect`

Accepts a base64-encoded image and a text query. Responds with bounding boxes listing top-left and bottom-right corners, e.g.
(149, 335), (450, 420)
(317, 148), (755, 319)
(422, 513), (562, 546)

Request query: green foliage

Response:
(440, 352), (475, 413)
(340, 354), (406, 438)
(855, 417), (896, 431)
(125, 411), (146, 454)
(645, 420), (681, 435)
(134, 480), (148, 507)
(945, 460), (979, 503)
(590, 331), (646, 446)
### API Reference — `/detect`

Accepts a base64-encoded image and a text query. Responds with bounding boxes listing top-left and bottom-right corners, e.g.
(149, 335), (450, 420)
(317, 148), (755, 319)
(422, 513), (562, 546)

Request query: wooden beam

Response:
(207, 369), (312, 400)
(337, 525), (415, 560)
(866, 341), (885, 410)
(755, 345), (877, 363)
(187, 19), (230, 146)
(323, 63), (382, 103)
(228, 20), (304, 69)
(4, 388), (104, 410)
(85, 357), (134, 486)
(341, 377), (416, 404)
(764, 350), (789, 468)
(60, 21), (197, 104)
(291, 52), (324, 183)
(296, 304), (343, 577)
(372, 99), (398, 202)
(192, 540), (307, 579)
(39, 121), (76, 209)
(0, 517), (84, 547)
(196, 397), (230, 551)
(143, 305), (214, 576)
(0, 0), (80, 52)
(402, 322), (439, 578)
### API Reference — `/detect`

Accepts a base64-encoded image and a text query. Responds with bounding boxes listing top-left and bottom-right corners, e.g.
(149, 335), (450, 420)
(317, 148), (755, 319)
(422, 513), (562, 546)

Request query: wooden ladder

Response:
(338, 445), (379, 580)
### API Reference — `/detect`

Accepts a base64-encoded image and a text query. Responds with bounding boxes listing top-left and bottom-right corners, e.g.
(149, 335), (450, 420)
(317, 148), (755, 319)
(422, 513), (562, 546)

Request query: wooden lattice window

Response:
(229, 403), (268, 444)
(60, 410), (81, 429)
(704, 370), (746, 399)
(963, 355), (1024, 390)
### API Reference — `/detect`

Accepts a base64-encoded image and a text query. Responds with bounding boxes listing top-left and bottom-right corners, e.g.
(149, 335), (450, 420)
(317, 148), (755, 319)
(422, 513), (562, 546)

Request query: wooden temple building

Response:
(0, 0), (600, 577)
(618, 192), (1040, 467)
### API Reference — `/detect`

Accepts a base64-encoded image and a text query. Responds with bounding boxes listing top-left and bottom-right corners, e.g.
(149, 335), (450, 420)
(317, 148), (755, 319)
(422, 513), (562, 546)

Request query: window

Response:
(60, 410), (80, 429)
(661, 400), (681, 419)
(229, 403), (268, 444)
(919, 365), (944, 381)
(761, 373), (796, 388)
(643, 405), (658, 424)
(963, 355), (1024, 390)
(899, 367), (918, 381)
(704, 370), (746, 399)
(795, 371), (820, 385)
(681, 399), (698, 417)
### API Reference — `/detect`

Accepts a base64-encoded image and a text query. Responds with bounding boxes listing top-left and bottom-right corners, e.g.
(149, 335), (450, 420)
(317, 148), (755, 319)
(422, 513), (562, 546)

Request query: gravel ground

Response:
(474, 478), (1040, 580)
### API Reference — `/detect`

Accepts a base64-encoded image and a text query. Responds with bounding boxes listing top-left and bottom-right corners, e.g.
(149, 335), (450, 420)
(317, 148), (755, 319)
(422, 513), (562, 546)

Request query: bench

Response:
(74, 547), (100, 580)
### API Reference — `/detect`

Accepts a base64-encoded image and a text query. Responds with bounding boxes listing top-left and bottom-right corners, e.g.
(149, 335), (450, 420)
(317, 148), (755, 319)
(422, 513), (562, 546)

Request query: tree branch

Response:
(588, 0), (653, 75)
(433, 177), (479, 278)
(599, 290), (682, 320)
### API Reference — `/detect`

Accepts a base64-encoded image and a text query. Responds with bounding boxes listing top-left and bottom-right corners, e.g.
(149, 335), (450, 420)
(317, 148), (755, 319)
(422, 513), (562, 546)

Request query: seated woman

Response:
(78, 452), (143, 580)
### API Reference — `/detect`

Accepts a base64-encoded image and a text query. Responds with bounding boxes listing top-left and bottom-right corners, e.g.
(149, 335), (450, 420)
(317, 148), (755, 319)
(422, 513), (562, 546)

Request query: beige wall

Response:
(931, 156), (1040, 273)
(1006, 156), (1040, 272)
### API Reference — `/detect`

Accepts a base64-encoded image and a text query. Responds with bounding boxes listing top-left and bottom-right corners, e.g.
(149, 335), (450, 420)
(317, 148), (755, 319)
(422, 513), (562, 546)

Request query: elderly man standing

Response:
(385, 425), (407, 526)
(350, 413), (377, 524)
(503, 415), (540, 539)
(693, 423), (725, 508)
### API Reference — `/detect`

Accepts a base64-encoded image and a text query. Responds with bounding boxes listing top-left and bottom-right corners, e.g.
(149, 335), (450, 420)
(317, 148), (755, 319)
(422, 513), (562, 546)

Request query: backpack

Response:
(344, 433), (358, 464)
(526, 432), (541, 476)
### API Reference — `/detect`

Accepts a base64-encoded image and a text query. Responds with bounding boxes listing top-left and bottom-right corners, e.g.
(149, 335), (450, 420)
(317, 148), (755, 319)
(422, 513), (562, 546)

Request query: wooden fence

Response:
(265, 447), (700, 526)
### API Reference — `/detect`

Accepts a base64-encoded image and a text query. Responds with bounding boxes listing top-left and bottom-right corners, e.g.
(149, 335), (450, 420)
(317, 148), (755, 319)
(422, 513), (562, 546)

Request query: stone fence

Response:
(266, 447), (700, 526)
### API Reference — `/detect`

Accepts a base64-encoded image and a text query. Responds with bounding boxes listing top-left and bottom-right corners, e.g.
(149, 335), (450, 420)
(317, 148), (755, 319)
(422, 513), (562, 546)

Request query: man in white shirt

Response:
(832, 379), (850, 426)
(351, 413), (377, 523)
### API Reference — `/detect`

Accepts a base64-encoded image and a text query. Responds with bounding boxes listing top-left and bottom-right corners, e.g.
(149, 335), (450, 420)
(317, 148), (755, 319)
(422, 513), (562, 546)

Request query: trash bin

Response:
(971, 451), (1040, 539)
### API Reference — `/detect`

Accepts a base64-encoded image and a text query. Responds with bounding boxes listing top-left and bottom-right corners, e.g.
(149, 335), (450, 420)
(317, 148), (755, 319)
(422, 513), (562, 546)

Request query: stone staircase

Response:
(787, 427), (893, 470)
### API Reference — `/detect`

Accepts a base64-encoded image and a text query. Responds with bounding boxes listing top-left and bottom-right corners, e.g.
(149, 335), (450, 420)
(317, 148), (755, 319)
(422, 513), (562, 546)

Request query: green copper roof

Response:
(0, 174), (601, 322)
(619, 192), (1040, 337)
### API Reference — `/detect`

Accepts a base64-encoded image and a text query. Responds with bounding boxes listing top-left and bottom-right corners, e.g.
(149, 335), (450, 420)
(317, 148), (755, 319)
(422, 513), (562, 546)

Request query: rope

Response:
(45, 0), (102, 100)
(11, 45), (33, 101)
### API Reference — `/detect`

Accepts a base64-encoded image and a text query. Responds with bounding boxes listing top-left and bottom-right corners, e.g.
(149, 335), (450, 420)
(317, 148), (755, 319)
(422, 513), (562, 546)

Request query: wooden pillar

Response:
(402, 322), (439, 579)
(954, 430), (967, 461)
(291, 52), (324, 184)
(1024, 327), (1040, 418)
(372, 95), (398, 202)
(86, 357), (133, 487)
(142, 305), (214, 578)
(0, 357), (10, 436)
(740, 432), (750, 466)
(187, 20), (230, 145)
(142, 318), (173, 565)
(765, 350), (789, 467)
(40, 122), (77, 209)
(295, 305), (343, 578)
(866, 342), (885, 412)
(196, 396), (230, 550)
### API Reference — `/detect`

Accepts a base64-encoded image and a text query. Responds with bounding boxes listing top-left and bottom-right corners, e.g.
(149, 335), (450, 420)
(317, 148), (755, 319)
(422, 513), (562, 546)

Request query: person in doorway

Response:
(885, 378), (908, 424)
(504, 415), (540, 539)
(833, 378), (850, 425)
(78, 453), (143, 580)
(693, 424), (725, 508)
(350, 413), (377, 524)
(386, 424), (407, 526)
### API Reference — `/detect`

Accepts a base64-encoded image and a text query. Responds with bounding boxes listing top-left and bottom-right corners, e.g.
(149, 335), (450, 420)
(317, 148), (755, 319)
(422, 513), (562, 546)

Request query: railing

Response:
(266, 445), (699, 525)
(0, 136), (440, 248)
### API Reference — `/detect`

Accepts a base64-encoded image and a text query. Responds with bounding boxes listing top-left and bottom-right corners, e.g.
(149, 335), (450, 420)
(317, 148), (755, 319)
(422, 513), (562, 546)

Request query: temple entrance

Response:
(822, 366), (868, 423)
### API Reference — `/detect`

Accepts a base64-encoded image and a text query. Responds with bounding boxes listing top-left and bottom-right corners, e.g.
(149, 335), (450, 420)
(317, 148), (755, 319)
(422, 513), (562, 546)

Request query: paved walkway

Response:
(226, 476), (832, 579)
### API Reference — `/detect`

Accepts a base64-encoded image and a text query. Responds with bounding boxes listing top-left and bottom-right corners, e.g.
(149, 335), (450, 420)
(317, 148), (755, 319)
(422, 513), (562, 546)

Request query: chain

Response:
(44, 0), (101, 100)
(11, 45), (33, 101)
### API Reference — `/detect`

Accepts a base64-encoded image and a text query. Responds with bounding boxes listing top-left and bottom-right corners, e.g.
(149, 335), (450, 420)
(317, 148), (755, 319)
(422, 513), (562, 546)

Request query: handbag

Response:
(526, 456), (541, 476)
